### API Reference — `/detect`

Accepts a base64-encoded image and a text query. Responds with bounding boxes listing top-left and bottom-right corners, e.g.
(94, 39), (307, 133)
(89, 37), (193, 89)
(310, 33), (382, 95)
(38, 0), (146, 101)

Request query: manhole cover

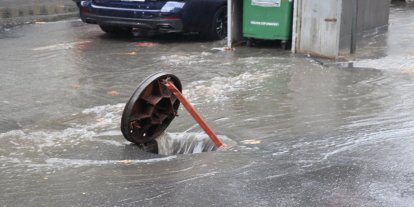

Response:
(121, 73), (182, 150)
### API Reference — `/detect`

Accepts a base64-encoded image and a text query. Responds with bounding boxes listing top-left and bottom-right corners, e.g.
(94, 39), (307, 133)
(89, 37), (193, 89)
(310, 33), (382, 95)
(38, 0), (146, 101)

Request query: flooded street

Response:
(1, 3), (414, 207)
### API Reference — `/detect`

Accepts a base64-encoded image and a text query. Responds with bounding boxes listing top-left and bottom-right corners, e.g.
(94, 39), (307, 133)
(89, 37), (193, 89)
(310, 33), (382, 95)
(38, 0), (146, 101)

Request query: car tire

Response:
(200, 6), (227, 40)
(99, 25), (133, 36)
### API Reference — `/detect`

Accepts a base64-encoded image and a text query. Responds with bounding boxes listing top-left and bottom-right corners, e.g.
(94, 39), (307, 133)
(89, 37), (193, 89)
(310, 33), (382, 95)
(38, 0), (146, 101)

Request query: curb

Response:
(0, 4), (79, 29)
(0, 12), (78, 29)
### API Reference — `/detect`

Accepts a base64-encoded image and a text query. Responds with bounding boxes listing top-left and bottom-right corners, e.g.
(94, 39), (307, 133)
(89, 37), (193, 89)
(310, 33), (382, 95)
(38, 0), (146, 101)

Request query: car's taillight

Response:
(80, 7), (89, 14)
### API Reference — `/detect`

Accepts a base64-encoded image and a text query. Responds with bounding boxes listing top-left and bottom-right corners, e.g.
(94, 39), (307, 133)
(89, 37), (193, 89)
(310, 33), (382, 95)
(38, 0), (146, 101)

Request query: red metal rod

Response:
(163, 81), (226, 149)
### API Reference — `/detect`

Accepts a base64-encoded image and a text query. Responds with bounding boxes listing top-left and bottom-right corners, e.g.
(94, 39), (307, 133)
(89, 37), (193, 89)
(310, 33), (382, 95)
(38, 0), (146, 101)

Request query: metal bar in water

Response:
(163, 81), (226, 149)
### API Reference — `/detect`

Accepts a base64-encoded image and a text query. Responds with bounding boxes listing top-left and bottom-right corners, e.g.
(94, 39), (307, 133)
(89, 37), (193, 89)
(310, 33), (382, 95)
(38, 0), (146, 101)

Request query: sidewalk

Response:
(351, 1), (414, 72)
(0, 0), (78, 28)
(313, 1), (414, 74)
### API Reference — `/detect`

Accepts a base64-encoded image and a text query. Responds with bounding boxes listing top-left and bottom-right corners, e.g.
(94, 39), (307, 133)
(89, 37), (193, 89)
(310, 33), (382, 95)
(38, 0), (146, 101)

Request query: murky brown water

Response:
(0, 2), (413, 206)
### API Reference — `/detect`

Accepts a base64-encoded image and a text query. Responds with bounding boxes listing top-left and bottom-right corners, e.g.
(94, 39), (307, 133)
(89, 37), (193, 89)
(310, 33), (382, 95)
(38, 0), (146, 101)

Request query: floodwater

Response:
(1, 3), (414, 207)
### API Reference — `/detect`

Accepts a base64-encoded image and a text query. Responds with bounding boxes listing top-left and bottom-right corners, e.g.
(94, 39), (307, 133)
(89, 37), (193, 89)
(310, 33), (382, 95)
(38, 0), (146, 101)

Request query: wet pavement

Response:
(1, 2), (414, 207)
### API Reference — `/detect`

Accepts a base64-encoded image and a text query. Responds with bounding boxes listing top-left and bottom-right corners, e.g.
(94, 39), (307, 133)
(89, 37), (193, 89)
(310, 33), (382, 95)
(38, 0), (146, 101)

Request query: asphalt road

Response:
(1, 3), (414, 207)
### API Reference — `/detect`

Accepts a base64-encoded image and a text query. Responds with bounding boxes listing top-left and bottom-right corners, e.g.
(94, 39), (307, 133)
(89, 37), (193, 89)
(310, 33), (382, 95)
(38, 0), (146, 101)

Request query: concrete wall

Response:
(294, 0), (342, 58)
(339, 0), (391, 53)
(357, 0), (390, 31)
(339, 0), (353, 52)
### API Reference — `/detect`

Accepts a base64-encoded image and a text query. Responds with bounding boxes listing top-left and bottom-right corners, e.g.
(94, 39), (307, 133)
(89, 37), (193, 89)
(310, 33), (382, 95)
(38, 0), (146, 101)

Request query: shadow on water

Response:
(97, 31), (222, 45)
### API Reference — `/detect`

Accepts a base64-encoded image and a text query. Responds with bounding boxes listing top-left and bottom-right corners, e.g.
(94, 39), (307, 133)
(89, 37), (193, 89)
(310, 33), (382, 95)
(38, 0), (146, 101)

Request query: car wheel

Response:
(99, 25), (132, 36)
(201, 6), (227, 40)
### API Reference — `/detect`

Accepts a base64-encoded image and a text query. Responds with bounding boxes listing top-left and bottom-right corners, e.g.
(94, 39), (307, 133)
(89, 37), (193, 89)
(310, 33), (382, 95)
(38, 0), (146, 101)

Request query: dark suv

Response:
(74, 0), (227, 40)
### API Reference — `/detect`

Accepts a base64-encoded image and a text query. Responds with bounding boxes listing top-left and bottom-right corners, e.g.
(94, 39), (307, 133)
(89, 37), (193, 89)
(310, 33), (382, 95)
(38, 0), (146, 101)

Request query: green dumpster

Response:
(243, 0), (293, 48)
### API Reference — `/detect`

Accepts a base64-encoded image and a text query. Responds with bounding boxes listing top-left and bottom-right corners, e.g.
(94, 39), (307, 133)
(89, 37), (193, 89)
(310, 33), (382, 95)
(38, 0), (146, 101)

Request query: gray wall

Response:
(339, 0), (391, 53)
(295, 0), (342, 58)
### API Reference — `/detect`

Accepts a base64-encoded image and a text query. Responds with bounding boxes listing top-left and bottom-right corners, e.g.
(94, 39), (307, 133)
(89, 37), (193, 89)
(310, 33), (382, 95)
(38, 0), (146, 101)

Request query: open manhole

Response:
(121, 72), (227, 155)
(156, 133), (218, 155)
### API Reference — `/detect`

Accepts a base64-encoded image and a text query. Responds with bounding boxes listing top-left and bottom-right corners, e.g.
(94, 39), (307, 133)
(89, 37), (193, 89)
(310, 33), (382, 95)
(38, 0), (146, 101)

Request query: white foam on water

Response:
(211, 47), (227, 51)
(237, 56), (286, 65)
(82, 103), (124, 115)
(79, 103), (125, 130)
(0, 125), (123, 152)
(272, 150), (289, 156)
(158, 53), (213, 66)
(214, 117), (230, 122)
(32, 40), (92, 51)
(319, 125), (414, 160)
(0, 129), (26, 139)
(183, 71), (273, 103)
(96, 130), (123, 137)
(174, 172), (218, 184)
(41, 156), (176, 168)
(0, 103), (135, 170)
(0, 156), (22, 165)
(0, 156), (176, 172)
(156, 54), (290, 104)
(353, 56), (414, 71)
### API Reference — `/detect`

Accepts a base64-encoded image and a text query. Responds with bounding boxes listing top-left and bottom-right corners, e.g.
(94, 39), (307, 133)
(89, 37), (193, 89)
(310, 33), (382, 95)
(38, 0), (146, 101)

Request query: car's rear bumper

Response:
(79, 3), (183, 32)
(82, 13), (183, 32)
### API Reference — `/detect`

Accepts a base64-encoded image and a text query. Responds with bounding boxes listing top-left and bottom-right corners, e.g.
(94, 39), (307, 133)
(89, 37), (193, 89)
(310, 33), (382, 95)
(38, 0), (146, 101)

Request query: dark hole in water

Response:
(136, 133), (219, 156)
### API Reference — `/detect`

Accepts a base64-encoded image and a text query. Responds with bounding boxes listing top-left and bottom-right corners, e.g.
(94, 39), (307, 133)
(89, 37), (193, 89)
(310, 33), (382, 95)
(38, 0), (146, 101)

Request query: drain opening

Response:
(136, 133), (234, 155)
(156, 133), (217, 155)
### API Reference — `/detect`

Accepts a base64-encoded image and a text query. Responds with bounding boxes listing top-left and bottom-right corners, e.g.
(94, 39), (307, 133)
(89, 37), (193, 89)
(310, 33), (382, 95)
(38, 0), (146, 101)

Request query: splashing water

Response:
(155, 132), (235, 155)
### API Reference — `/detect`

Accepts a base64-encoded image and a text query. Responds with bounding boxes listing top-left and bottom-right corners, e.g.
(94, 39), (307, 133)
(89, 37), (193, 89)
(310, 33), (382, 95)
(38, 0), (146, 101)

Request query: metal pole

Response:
(350, 0), (358, 54)
(163, 81), (226, 149)
(227, 0), (232, 48)
(291, 0), (298, 53)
